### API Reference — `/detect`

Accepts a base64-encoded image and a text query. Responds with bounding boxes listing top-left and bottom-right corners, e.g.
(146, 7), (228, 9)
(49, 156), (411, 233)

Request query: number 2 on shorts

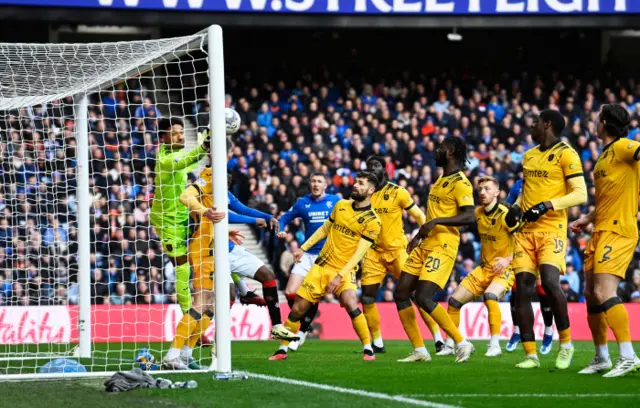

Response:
(598, 245), (612, 264)
(425, 256), (441, 272)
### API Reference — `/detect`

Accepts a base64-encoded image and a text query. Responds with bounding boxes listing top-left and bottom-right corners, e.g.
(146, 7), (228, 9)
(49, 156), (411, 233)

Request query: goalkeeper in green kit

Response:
(150, 117), (211, 315)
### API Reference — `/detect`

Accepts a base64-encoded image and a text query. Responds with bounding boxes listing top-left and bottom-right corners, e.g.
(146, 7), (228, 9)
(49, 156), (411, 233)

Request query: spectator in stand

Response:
(6, 65), (640, 306)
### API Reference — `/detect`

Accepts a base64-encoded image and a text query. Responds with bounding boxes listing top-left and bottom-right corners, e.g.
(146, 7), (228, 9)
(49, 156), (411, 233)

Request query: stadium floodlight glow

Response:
(447, 28), (462, 42)
(0, 25), (233, 380)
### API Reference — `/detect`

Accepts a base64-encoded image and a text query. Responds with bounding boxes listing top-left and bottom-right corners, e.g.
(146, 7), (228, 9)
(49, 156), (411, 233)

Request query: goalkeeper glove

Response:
(505, 205), (522, 228)
(522, 202), (550, 223)
(198, 128), (211, 150)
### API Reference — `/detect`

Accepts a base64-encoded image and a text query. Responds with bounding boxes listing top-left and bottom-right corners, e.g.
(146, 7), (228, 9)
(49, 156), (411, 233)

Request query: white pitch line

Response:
(247, 372), (461, 408)
(404, 394), (640, 398)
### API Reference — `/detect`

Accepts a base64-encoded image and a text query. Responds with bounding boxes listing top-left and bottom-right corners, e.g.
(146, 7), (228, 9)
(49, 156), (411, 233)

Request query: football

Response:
(225, 108), (241, 135)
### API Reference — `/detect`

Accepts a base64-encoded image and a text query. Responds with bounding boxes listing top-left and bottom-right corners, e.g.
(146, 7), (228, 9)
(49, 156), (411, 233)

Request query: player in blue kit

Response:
(277, 172), (341, 351)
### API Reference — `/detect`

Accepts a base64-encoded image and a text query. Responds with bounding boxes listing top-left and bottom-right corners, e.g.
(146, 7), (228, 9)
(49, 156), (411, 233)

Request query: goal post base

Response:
(213, 371), (249, 381)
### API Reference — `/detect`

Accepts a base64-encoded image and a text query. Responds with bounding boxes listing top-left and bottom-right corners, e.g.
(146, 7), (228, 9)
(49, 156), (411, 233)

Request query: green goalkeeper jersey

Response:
(149, 143), (207, 228)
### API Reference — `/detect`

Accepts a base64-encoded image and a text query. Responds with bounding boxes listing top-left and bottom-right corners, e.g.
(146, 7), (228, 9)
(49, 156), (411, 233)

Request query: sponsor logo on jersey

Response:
(524, 169), (549, 178)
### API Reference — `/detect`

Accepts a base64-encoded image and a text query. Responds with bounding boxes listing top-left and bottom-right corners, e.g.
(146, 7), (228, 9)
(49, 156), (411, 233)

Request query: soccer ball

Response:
(225, 108), (241, 135)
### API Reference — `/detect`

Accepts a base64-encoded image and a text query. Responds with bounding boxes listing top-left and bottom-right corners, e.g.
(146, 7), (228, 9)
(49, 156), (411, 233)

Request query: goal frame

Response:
(0, 24), (232, 380)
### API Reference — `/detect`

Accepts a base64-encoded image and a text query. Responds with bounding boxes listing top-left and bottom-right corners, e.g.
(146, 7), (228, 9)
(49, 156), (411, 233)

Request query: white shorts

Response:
(291, 253), (318, 277)
(229, 246), (265, 279)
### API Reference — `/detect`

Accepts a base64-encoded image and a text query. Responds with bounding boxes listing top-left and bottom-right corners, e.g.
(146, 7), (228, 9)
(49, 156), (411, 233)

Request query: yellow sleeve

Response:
(560, 148), (584, 180)
(615, 140), (640, 164)
(337, 238), (373, 277)
(180, 185), (208, 215)
(398, 188), (415, 210)
(550, 175), (587, 211)
(454, 180), (475, 208)
(301, 220), (331, 251)
(407, 205), (426, 226)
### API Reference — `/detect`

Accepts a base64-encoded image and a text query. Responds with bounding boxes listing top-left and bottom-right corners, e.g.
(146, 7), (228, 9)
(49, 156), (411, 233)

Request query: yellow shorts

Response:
(361, 248), (407, 286)
(191, 256), (214, 290)
(460, 265), (515, 299)
(189, 223), (214, 290)
(512, 232), (566, 276)
(584, 230), (637, 278)
(297, 264), (358, 303)
(403, 246), (455, 289)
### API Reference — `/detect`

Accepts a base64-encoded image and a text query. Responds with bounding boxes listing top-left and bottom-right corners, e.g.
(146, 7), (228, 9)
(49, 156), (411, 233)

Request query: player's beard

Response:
(350, 190), (366, 202)
(435, 152), (446, 167)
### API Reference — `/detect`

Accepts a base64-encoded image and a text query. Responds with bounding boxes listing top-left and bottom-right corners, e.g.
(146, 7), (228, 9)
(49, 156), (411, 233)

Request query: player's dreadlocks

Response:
(444, 136), (469, 169)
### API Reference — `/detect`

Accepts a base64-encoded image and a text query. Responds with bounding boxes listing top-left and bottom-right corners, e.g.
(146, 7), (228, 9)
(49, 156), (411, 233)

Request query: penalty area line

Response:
(247, 372), (461, 408)
(403, 394), (640, 398)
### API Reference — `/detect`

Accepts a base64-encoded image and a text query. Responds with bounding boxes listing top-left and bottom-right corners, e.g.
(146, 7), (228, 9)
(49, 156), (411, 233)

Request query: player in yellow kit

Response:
(509, 109), (587, 370)
(439, 176), (518, 357)
(270, 172), (382, 361)
(395, 136), (475, 363)
(570, 104), (640, 377)
(362, 156), (444, 358)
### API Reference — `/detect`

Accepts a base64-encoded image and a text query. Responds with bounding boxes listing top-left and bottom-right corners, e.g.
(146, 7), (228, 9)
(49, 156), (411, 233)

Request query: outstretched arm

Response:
(278, 203), (301, 232)
(157, 145), (207, 172)
(229, 212), (259, 224)
(180, 185), (207, 216)
(301, 220), (332, 252)
(416, 206), (475, 239)
(549, 176), (587, 211)
(407, 204), (426, 226)
(228, 192), (274, 220)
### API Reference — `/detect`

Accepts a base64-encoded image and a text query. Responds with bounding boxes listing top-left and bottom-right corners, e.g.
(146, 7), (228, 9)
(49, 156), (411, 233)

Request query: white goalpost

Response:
(0, 25), (233, 379)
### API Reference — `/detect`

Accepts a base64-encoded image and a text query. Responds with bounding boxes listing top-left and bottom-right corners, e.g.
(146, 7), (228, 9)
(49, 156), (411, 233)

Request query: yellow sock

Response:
(429, 304), (464, 344)
(188, 314), (211, 349)
(446, 305), (461, 329)
(363, 303), (381, 340)
(398, 305), (425, 349)
(171, 312), (197, 350)
(351, 313), (371, 346)
(604, 304), (631, 343)
(484, 299), (501, 336)
(587, 311), (608, 347)
(419, 307), (442, 335)
(559, 327), (571, 345)
(523, 341), (537, 356)
(280, 317), (301, 347)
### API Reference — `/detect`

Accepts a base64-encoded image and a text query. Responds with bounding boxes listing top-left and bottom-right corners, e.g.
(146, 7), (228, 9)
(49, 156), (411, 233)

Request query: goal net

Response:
(0, 25), (232, 379)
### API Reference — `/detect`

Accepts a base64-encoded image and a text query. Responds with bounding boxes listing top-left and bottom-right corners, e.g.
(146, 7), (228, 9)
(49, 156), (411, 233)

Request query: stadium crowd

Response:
(2, 70), (640, 306)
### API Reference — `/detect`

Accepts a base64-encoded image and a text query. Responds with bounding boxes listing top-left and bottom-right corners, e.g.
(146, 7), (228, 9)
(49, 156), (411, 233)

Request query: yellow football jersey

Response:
(370, 182), (414, 252)
(315, 199), (382, 272)
(521, 141), (583, 233)
(194, 167), (214, 208)
(476, 204), (518, 267)
(593, 138), (640, 238)
(423, 171), (474, 253)
(189, 167), (214, 259)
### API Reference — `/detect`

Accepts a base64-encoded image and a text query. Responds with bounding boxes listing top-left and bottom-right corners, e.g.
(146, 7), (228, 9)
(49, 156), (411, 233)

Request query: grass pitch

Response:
(3, 340), (639, 408)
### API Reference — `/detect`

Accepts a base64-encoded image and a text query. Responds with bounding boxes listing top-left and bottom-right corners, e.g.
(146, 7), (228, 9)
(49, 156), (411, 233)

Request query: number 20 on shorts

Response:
(425, 256), (441, 272)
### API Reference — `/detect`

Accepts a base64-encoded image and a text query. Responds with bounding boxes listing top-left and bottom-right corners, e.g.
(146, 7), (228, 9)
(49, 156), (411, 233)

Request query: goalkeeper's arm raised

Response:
(157, 144), (208, 172)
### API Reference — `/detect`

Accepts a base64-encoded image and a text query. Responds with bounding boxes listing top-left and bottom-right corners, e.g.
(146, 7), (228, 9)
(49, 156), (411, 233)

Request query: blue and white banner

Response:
(0, 0), (636, 15)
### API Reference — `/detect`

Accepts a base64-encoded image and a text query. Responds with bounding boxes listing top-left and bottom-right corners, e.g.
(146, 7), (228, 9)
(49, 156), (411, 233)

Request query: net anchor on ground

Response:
(213, 371), (249, 381)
